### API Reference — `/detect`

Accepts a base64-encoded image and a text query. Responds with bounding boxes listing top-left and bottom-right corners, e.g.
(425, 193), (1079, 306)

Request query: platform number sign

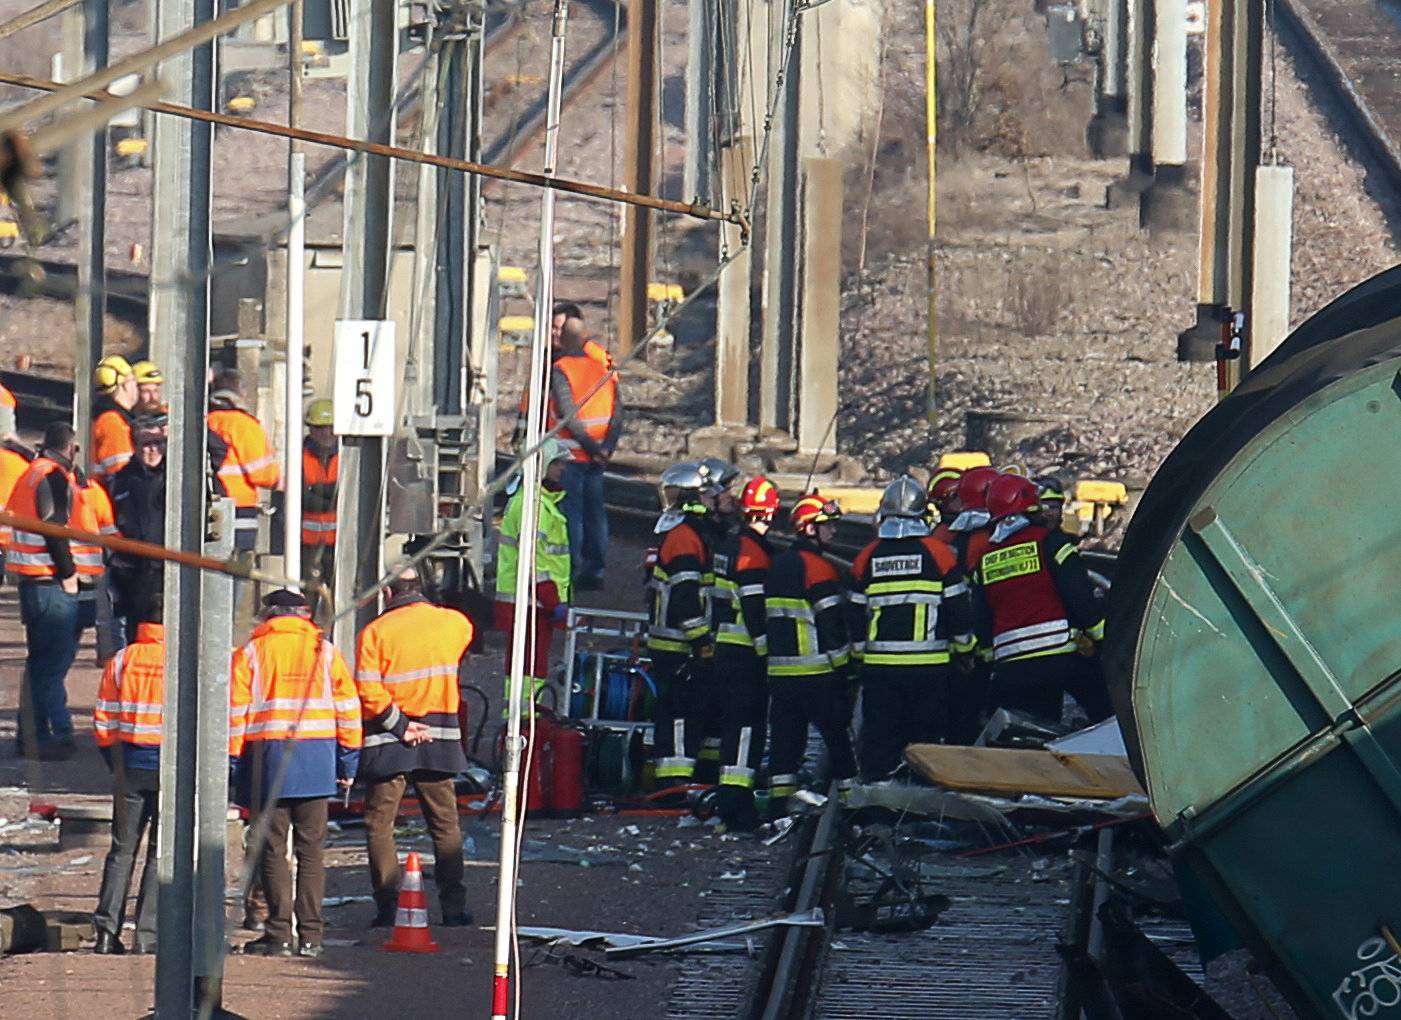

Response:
(333, 320), (396, 436)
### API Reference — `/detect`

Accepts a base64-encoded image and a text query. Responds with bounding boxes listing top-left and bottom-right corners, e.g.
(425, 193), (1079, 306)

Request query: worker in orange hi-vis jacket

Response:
(91, 355), (140, 482)
(229, 588), (361, 958)
(91, 595), (165, 956)
(354, 567), (475, 929)
(206, 368), (280, 554)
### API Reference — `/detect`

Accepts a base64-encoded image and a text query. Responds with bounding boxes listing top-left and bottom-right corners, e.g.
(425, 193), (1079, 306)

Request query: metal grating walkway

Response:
(813, 858), (1202, 1020)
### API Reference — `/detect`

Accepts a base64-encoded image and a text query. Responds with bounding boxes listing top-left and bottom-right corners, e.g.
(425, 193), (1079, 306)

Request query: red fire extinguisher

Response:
(548, 724), (586, 817)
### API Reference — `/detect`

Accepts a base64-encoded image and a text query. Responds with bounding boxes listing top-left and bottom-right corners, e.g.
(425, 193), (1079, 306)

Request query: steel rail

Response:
(0, 71), (744, 226)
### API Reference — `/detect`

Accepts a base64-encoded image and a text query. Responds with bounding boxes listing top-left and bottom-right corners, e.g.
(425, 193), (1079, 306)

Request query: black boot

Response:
(93, 931), (126, 955)
(241, 934), (293, 956)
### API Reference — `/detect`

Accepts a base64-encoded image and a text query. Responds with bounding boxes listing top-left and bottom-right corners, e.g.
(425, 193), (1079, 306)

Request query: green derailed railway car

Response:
(1104, 266), (1401, 1020)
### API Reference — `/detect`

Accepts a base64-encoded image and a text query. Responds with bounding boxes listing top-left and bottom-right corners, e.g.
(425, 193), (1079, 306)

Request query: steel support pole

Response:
(333, 0), (397, 656)
(468, 245), (499, 583)
(683, 0), (713, 203)
(283, 151), (306, 582)
(73, 0), (107, 472)
(409, 52), (441, 415)
(435, 30), (483, 414)
(714, 135), (752, 427)
(617, 0), (658, 356)
(152, 0), (215, 1009)
(759, 10), (799, 434)
(1178, 0), (1233, 361)
(193, 496), (234, 1012)
(1222, 0), (1261, 392)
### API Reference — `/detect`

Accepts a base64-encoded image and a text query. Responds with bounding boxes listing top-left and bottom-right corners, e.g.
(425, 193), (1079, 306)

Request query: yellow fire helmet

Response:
(94, 354), (134, 394)
(305, 398), (334, 427)
(131, 359), (163, 385)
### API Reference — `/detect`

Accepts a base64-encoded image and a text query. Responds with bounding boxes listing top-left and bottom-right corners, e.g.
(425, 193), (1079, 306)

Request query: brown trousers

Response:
(364, 771), (466, 917)
(260, 797), (328, 943)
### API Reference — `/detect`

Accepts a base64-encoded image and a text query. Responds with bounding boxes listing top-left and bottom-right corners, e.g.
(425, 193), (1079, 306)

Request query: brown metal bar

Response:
(0, 0), (82, 43)
(0, 509), (291, 583)
(0, 70), (741, 225)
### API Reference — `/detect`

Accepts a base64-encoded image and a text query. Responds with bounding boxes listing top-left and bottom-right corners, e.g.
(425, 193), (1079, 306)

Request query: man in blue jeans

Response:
(548, 313), (623, 590)
(7, 422), (104, 760)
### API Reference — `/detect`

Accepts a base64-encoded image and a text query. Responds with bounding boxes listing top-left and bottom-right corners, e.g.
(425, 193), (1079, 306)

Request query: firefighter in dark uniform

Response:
(710, 475), (780, 828)
(937, 466), (1001, 743)
(693, 457), (742, 782)
(849, 476), (976, 780)
(645, 461), (721, 783)
(764, 493), (858, 812)
(974, 473), (1111, 724)
(927, 468), (962, 547)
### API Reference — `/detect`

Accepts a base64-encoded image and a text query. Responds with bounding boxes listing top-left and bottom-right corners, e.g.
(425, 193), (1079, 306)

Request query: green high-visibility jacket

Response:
(496, 485), (572, 604)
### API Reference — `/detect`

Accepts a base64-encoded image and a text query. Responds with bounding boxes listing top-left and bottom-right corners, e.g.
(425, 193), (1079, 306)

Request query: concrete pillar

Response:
(796, 158), (841, 456)
(715, 136), (753, 428)
(1151, 0), (1187, 171)
(1247, 164), (1293, 369)
(1125, 0), (1152, 175)
(1089, 0), (1129, 158)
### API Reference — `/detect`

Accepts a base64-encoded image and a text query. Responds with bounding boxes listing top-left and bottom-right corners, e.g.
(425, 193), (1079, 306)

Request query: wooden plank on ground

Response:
(904, 744), (1146, 800)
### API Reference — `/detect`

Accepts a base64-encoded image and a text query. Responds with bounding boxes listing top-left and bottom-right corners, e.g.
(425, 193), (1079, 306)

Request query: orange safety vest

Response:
(94, 623), (165, 748)
(92, 407), (135, 480)
(0, 382), (15, 409)
(355, 598), (474, 743)
(4, 457), (103, 578)
(302, 444), (338, 547)
(84, 479), (118, 537)
(583, 338), (614, 369)
(0, 442), (34, 549)
(228, 616), (362, 755)
(208, 407), (280, 511)
(550, 353), (616, 462)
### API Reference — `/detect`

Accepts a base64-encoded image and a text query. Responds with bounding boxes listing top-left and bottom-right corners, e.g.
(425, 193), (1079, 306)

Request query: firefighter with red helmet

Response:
(849, 476), (976, 779)
(973, 473), (1112, 723)
(937, 465), (1001, 742)
(763, 493), (858, 811)
(710, 475), (780, 827)
(646, 462), (721, 783)
(927, 469), (962, 546)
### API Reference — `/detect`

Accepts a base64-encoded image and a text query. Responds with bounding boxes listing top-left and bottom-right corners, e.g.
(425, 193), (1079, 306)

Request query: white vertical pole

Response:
(284, 150), (306, 584)
(491, 3), (568, 1017)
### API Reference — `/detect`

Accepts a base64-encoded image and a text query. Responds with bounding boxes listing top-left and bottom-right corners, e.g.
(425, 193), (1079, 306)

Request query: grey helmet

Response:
(698, 457), (740, 494)
(658, 460), (708, 511)
(877, 475), (929, 522)
(877, 475), (932, 539)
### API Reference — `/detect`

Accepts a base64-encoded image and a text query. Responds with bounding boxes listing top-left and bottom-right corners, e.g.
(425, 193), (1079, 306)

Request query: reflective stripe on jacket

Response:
(496, 484), (571, 604)
(975, 520), (1104, 662)
(229, 616), (361, 800)
(5, 456), (103, 578)
(354, 595), (473, 779)
(208, 406), (280, 512)
(95, 623), (164, 770)
(647, 517), (712, 656)
(712, 527), (773, 655)
(763, 538), (851, 677)
(849, 534), (975, 668)
(92, 405), (134, 480)
(302, 442), (338, 546)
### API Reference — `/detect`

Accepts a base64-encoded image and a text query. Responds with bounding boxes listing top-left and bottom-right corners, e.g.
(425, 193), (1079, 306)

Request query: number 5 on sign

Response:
(333, 320), (396, 436)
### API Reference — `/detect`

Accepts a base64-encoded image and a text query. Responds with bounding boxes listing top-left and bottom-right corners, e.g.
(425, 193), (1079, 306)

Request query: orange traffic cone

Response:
(381, 852), (440, 953)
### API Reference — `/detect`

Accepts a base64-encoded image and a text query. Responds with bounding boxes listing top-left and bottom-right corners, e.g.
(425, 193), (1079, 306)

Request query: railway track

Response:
(1276, 0), (1401, 196)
